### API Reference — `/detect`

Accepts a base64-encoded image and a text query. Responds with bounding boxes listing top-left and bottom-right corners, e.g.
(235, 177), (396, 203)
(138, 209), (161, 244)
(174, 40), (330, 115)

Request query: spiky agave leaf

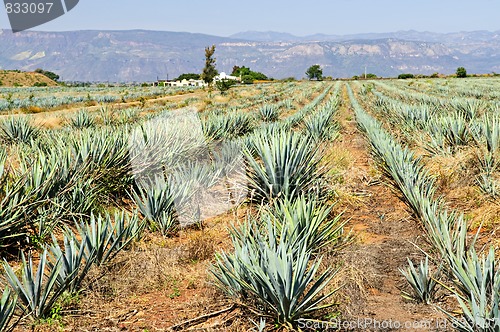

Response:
(211, 218), (338, 326)
(303, 106), (340, 142)
(0, 287), (17, 331)
(267, 196), (347, 253)
(2, 249), (66, 319)
(400, 257), (440, 304)
(70, 109), (95, 129)
(132, 177), (193, 233)
(0, 116), (40, 144)
(439, 113), (473, 149)
(244, 129), (324, 203)
(47, 232), (96, 294)
(473, 114), (500, 156)
(75, 211), (142, 266)
(441, 248), (500, 331)
(202, 111), (254, 140)
(259, 104), (280, 122)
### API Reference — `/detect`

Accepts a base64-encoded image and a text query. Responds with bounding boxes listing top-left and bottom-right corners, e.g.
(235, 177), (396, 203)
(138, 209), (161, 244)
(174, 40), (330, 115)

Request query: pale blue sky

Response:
(1, 0), (499, 35)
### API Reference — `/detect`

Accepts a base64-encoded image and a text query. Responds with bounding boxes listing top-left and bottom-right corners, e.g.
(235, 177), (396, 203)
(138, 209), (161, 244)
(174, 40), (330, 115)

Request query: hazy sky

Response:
(0, 0), (499, 35)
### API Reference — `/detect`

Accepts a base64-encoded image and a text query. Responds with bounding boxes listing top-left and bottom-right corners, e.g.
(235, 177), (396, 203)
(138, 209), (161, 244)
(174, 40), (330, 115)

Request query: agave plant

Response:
(442, 248), (500, 332)
(446, 291), (500, 332)
(419, 200), (470, 266)
(303, 106), (340, 142)
(266, 196), (347, 253)
(99, 107), (115, 126)
(211, 218), (338, 327)
(2, 249), (66, 319)
(0, 181), (34, 248)
(129, 110), (206, 178)
(0, 116), (40, 144)
(71, 127), (133, 195)
(259, 104), (280, 122)
(116, 108), (140, 125)
(439, 114), (473, 149)
(63, 177), (102, 216)
(400, 257), (440, 304)
(202, 112), (254, 140)
(245, 129), (324, 203)
(0, 287), (17, 331)
(48, 232), (96, 294)
(282, 99), (294, 110)
(132, 178), (192, 234)
(478, 114), (500, 155)
(70, 110), (95, 129)
(75, 211), (142, 266)
(450, 98), (484, 121)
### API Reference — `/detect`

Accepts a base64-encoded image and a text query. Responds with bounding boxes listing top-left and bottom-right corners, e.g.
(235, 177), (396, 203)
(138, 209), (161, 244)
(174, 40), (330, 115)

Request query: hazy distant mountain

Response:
(1, 29), (499, 81)
(229, 31), (304, 42)
(230, 29), (500, 43)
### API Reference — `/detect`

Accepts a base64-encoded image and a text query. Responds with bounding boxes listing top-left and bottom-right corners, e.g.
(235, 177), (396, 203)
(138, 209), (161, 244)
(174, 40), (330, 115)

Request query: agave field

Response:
(0, 85), (199, 114)
(0, 78), (499, 331)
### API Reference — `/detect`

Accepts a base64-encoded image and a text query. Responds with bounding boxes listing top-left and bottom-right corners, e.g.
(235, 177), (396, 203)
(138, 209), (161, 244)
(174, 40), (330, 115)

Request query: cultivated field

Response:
(0, 78), (499, 331)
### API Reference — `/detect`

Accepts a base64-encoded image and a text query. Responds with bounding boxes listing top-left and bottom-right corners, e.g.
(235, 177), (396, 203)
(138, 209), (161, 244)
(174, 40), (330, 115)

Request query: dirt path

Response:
(334, 84), (448, 331)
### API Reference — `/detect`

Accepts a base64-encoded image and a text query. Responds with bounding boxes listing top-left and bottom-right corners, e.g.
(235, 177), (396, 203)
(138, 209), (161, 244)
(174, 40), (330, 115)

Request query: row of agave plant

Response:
(374, 79), (497, 111)
(0, 82), (333, 329)
(128, 82), (339, 237)
(348, 82), (500, 331)
(0, 82), (329, 248)
(371, 86), (500, 199)
(0, 85), (196, 113)
(210, 86), (348, 329)
(0, 211), (143, 329)
(389, 77), (500, 101)
(202, 82), (299, 114)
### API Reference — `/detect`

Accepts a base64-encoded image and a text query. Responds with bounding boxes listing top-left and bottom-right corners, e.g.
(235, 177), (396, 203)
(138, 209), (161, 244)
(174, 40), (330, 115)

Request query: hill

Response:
(0, 69), (58, 87)
(1, 29), (500, 81)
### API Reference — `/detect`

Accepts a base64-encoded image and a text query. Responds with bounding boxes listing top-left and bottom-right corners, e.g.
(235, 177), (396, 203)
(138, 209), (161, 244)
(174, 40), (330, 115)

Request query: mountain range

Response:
(0, 29), (499, 82)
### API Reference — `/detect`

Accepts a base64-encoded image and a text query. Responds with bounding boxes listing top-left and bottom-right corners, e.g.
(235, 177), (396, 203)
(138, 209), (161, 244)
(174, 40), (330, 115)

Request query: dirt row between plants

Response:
(332, 84), (448, 331)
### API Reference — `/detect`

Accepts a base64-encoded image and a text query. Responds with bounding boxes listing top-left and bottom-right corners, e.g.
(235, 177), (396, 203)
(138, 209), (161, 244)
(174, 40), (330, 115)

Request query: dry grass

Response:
(178, 230), (217, 263)
(424, 148), (478, 192)
(34, 116), (64, 129)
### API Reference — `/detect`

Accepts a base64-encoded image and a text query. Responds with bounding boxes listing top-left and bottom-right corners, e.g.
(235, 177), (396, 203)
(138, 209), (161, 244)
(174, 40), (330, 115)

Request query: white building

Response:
(214, 72), (240, 82)
(155, 79), (208, 87)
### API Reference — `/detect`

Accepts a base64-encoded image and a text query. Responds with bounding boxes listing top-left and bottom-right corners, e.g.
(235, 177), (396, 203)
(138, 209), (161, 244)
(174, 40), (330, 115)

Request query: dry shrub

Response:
(21, 106), (46, 114)
(179, 230), (216, 263)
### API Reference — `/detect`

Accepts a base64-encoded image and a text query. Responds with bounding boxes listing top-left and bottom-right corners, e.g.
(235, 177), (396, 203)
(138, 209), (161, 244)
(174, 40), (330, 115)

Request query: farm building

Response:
(154, 78), (207, 87)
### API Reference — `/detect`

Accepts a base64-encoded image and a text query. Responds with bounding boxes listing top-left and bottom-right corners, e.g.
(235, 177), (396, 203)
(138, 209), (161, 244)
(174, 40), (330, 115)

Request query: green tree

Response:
(174, 73), (201, 81)
(201, 45), (218, 84)
(241, 75), (254, 84)
(231, 66), (268, 82)
(35, 68), (59, 81)
(456, 67), (467, 78)
(305, 65), (323, 81)
(215, 79), (236, 94)
(231, 66), (250, 77)
(398, 73), (414, 79)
